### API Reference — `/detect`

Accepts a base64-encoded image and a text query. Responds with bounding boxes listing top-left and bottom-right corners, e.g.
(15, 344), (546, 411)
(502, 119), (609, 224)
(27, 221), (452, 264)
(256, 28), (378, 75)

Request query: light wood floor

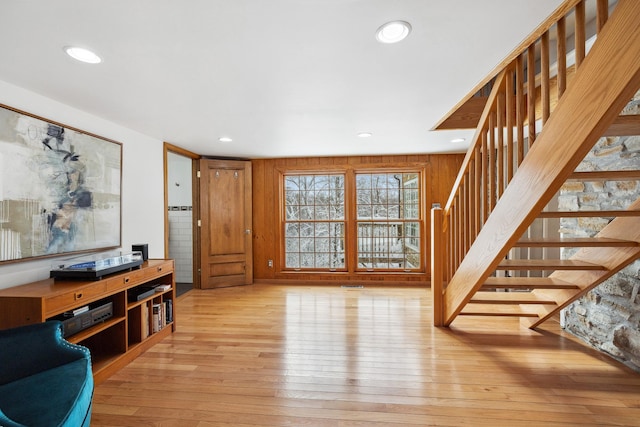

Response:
(92, 285), (640, 426)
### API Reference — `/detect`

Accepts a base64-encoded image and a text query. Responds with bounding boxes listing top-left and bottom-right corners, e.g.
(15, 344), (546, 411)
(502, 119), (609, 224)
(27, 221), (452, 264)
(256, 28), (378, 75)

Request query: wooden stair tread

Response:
(514, 237), (638, 247)
(498, 259), (607, 270)
(601, 114), (640, 137)
(567, 170), (640, 181)
(459, 305), (539, 317)
(482, 277), (580, 289)
(470, 292), (557, 305)
(538, 210), (640, 218)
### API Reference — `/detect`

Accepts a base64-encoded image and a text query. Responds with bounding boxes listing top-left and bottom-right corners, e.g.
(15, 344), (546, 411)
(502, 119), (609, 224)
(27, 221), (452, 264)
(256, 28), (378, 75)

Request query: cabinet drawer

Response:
(105, 269), (146, 292)
(145, 261), (174, 280)
(45, 282), (108, 316)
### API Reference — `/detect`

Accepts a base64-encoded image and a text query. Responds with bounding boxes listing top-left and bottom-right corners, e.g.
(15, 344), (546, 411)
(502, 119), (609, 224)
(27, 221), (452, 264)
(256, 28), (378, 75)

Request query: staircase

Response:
(431, 0), (640, 329)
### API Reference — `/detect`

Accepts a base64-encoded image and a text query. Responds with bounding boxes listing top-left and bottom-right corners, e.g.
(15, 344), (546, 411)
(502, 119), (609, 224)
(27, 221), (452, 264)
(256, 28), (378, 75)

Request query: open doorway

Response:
(164, 143), (200, 297)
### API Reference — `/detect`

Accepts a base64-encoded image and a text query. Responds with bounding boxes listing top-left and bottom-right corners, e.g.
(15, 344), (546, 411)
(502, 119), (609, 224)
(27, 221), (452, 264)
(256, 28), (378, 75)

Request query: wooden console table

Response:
(0, 259), (176, 384)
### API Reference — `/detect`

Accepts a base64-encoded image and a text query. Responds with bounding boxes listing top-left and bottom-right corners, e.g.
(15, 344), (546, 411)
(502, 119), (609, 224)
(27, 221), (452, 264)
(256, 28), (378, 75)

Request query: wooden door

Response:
(199, 159), (253, 288)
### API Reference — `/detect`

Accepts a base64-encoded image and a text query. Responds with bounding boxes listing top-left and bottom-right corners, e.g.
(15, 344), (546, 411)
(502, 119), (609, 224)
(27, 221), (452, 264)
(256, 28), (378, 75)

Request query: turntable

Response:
(50, 251), (144, 280)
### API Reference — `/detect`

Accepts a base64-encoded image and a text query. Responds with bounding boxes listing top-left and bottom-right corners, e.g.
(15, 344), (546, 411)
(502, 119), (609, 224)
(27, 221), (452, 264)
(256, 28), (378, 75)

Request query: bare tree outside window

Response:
(284, 174), (345, 269)
(356, 172), (420, 270)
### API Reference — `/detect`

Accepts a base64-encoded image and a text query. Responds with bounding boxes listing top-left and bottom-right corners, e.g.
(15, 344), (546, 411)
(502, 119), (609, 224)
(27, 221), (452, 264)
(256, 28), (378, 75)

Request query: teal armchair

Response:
(0, 321), (93, 427)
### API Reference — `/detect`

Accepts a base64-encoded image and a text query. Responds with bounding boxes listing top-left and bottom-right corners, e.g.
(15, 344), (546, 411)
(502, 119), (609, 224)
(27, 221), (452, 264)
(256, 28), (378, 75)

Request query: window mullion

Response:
(345, 168), (357, 273)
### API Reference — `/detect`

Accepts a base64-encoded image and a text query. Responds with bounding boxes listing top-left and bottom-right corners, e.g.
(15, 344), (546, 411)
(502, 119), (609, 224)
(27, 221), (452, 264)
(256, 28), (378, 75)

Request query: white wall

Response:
(0, 80), (165, 289)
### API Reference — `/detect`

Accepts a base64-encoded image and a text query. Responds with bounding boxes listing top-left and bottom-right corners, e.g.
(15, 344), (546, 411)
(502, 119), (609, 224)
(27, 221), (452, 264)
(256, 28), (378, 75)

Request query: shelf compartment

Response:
(77, 320), (127, 366)
(65, 316), (126, 344)
(127, 287), (174, 310)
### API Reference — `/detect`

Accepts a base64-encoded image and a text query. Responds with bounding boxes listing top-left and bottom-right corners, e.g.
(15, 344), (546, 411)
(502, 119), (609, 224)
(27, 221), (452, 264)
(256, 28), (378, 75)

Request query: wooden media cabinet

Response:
(0, 259), (176, 384)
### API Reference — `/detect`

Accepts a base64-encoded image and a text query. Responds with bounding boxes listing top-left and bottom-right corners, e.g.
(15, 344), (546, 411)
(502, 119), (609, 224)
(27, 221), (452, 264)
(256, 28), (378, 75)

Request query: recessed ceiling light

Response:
(64, 46), (102, 64)
(218, 137), (233, 143)
(451, 138), (466, 143)
(357, 132), (373, 138)
(375, 21), (412, 44)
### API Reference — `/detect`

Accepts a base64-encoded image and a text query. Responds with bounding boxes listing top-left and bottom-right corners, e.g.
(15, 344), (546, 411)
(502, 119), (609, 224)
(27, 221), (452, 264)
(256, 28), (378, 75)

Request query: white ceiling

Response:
(0, 0), (564, 159)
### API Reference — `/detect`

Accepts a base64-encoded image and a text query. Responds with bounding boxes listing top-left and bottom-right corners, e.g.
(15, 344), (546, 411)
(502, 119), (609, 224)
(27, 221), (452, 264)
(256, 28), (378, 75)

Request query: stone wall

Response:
(561, 92), (640, 371)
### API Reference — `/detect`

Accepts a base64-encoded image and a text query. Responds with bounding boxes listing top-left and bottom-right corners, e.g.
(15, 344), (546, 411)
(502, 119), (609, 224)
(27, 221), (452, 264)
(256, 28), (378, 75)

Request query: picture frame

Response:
(0, 103), (122, 263)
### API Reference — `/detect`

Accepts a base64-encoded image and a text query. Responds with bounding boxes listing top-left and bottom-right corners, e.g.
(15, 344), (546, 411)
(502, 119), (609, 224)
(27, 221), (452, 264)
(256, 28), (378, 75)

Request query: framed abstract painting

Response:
(0, 104), (122, 263)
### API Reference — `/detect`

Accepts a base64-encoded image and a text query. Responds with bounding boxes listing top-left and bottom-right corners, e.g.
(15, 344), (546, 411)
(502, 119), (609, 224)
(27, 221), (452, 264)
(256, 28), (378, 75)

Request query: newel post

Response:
(431, 206), (444, 326)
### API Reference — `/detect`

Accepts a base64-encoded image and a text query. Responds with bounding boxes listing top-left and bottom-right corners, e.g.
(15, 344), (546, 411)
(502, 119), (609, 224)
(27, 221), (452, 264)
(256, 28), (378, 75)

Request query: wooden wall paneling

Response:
(251, 160), (269, 280)
(250, 160), (262, 279)
(422, 160), (430, 274)
(251, 154), (464, 286)
(267, 163), (279, 279)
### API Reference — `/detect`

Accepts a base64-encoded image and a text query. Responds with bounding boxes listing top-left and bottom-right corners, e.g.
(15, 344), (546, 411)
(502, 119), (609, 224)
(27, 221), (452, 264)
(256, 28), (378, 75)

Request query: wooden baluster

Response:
(461, 177), (468, 255)
(516, 54), (525, 167)
(541, 31), (550, 124)
(597, 0), (608, 33)
(575, 1), (586, 68)
(442, 216), (453, 283)
(506, 66), (514, 184)
(481, 131), (488, 224)
(488, 112), (496, 215)
(452, 202), (458, 270)
(457, 192), (463, 266)
(448, 212), (455, 279)
(449, 204), (455, 272)
(474, 144), (481, 236)
(557, 16), (567, 97)
(468, 157), (476, 245)
(527, 44), (537, 146)
(496, 91), (505, 199)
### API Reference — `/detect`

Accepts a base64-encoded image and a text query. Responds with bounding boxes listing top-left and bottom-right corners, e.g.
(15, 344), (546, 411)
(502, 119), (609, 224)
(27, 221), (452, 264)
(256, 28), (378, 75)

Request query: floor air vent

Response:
(341, 285), (364, 289)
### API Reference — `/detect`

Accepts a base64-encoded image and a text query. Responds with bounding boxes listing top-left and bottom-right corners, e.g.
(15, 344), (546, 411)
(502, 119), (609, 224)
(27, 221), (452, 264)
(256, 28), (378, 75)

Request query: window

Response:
(284, 174), (346, 269)
(282, 169), (422, 272)
(356, 172), (421, 270)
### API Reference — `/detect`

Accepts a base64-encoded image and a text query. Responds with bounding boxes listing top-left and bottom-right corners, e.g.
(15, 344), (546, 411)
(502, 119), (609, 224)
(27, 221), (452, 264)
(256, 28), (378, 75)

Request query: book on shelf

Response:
(151, 300), (173, 333)
(165, 299), (173, 323)
(161, 303), (166, 329)
(141, 302), (150, 339)
(152, 303), (162, 333)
